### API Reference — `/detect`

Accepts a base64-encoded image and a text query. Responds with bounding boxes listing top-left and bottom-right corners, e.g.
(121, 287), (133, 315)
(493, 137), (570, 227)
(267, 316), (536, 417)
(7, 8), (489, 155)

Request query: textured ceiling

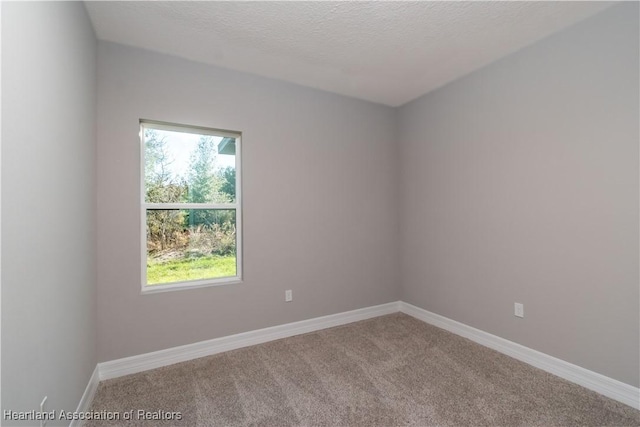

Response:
(85, 1), (614, 107)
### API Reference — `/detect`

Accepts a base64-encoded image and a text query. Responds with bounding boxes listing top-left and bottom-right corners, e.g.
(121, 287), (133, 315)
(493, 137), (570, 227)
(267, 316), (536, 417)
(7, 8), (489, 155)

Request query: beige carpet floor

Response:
(87, 313), (640, 426)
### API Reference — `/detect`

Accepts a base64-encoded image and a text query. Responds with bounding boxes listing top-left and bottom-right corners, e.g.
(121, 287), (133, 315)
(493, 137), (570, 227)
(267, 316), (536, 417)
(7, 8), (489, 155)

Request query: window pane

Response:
(144, 128), (236, 204)
(146, 209), (237, 285)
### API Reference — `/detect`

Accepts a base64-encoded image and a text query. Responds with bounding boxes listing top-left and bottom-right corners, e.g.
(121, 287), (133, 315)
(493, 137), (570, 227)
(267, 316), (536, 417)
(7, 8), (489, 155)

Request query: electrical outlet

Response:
(40, 396), (48, 427)
(285, 290), (292, 302)
(514, 302), (524, 318)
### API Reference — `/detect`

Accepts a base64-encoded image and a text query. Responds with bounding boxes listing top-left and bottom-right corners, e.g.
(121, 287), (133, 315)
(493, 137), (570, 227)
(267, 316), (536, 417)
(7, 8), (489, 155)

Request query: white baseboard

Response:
(70, 365), (100, 427)
(98, 301), (401, 381)
(399, 301), (640, 410)
(79, 300), (638, 415)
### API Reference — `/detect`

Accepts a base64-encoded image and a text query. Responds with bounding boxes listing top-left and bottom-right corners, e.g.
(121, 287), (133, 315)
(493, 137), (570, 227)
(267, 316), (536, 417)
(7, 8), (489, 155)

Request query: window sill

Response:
(141, 276), (243, 295)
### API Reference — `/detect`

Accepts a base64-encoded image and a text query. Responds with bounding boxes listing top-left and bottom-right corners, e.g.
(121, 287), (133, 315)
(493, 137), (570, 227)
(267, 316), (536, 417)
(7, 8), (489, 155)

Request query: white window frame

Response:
(140, 120), (243, 294)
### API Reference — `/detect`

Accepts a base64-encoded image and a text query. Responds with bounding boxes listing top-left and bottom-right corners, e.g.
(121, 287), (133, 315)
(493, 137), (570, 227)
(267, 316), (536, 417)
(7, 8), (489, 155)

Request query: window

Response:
(140, 120), (242, 293)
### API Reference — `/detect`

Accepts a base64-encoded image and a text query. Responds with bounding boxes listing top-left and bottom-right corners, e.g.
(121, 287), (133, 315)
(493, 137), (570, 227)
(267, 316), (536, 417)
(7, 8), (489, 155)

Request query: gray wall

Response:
(398, 3), (639, 387)
(1, 2), (97, 424)
(5, 3), (632, 413)
(96, 42), (399, 362)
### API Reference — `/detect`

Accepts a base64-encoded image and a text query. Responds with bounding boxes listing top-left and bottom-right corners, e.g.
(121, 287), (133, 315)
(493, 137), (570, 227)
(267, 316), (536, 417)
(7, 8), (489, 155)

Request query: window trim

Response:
(139, 119), (243, 294)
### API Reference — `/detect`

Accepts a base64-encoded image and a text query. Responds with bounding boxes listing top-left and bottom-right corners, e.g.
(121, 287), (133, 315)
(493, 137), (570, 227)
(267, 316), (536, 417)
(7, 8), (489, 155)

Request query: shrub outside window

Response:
(140, 120), (242, 293)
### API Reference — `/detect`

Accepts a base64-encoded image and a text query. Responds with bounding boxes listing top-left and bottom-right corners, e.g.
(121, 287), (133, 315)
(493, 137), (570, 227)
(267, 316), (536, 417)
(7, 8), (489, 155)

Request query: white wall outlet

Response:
(285, 290), (292, 302)
(514, 302), (524, 318)
(40, 396), (48, 427)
